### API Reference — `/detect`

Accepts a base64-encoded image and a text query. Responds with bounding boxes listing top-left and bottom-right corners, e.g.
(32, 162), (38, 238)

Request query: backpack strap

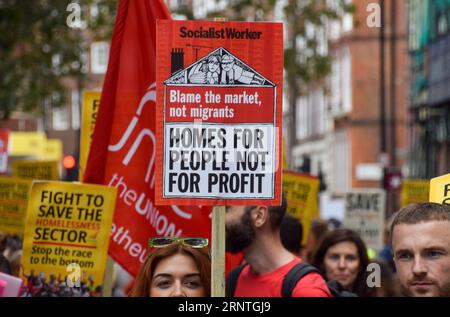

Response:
(226, 263), (247, 297)
(282, 262), (320, 297)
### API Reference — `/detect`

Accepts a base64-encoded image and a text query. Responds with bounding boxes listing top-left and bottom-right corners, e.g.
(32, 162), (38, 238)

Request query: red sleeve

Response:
(292, 272), (332, 297)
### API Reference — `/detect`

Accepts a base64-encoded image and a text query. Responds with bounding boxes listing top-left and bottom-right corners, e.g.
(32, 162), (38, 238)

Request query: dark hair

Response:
(0, 233), (7, 252)
(269, 194), (288, 228)
(245, 194), (287, 229)
(280, 215), (303, 254)
(369, 259), (400, 297)
(312, 229), (373, 297)
(304, 219), (330, 261)
(310, 219), (330, 243)
(130, 241), (211, 297)
(207, 54), (221, 63)
(390, 203), (450, 243)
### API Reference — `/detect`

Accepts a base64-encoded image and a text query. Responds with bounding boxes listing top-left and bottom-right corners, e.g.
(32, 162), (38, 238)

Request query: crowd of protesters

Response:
(223, 199), (450, 298)
(19, 269), (101, 297)
(2, 200), (450, 297)
(0, 234), (102, 297)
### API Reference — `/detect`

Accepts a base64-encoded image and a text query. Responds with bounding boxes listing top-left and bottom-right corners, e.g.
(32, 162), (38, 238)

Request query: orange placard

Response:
(155, 20), (283, 206)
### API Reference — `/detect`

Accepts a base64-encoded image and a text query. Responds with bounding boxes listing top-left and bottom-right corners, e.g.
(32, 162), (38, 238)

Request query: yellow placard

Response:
(79, 91), (101, 181)
(430, 173), (450, 204)
(21, 181), (117, 292)
(8, 133), (63, 162)
(282, 137), (288, 170)
(12, 160), (60, 180)
(401, 179), (430, 207)
(9, 132), (47, 158)
(42, 139), (63, 162)
(282, 171), (320, 244)
(0, 177), (32, 235)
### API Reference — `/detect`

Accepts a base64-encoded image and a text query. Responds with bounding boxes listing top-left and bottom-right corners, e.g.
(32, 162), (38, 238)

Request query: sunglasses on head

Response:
(148, 237), (209, 250)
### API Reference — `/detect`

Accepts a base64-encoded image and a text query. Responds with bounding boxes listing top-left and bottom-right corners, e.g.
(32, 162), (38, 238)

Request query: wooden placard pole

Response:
(210, 16), (228, 298)
(211, 205), (226, 297)
(102, 256), (115, 297)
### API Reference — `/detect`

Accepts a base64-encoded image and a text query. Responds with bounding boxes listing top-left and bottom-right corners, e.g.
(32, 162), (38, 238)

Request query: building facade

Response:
(292, 0), (410, 217)
(408, 0), (450, 178)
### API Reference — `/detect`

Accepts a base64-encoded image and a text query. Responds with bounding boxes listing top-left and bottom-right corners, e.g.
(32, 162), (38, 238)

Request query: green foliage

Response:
(0, 0), (116, 120)
(205, 0), (277, 21)
(174, 0), (355, 94)
(283, 0), (354, 92)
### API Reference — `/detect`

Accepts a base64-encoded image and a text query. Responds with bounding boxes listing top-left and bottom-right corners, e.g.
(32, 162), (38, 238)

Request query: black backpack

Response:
(226, 262), (358, 297)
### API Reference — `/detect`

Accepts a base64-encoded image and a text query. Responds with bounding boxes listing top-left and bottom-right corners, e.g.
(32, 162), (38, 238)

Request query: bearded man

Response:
(225, 195), (331, 297)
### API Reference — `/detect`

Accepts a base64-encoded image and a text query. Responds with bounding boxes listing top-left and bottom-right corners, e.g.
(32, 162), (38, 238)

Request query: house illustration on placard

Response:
(165, 47), (275, 87)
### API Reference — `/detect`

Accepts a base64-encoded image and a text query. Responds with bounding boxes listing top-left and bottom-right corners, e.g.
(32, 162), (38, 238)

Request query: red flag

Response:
(84, 0), (212, 277)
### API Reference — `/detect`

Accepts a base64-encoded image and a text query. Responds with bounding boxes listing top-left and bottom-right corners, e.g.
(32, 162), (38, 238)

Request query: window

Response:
(437, 13), (448, 36)
(331, 130), (351, 194)
(296, 97), (308, 140)
(342, 47), (352, 113)
(81, 51), (89, 74)
(52, 106), (69, 131)
(90, 2), (99, 20)
(317, 27), (328, 56)
(71, 90), (81, 130)
(177, 0), (188, 7)
(282, 94), (289, 115)
(342, 13), (353, 33)
(296, 89), (326, 141)
(303, 88), (327, 138)
(306, 94), (312, 137)
(329, 47), (352, 116)
(330, 57), (341, 113)
(91, 42), (109, 74)
(310, 92), (316, 136)
(326, 0), (353, 39)
(328, 20), (342, 41)
(274, 0), (287, 22)
(315, 88), (326, 135)
(342, 0), (353, 33)
(51, 54), (62, 75)
(193, 0), (207, 19)
(52, 54), (61, 68)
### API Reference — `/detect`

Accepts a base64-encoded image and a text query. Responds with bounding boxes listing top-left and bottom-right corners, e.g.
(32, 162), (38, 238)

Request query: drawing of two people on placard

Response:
(188, 53), (265, 85)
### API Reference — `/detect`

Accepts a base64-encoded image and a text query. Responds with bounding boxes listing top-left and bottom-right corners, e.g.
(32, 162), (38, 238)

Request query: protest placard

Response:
(282, 171), (319, 243)
(401, 179), (430, 207)
(282, 137), (288, 170)
(21, 181), (117, 291)
(42, 139), (63, 162)
(9, 132), (47, 158)
(12, 160), (59, 180)
(79, 91), (101, 181)
(344, 189), (386, 250)
(155, 20), (283, 206)
(430, 173), (450, 204)
(0, 129), (9, 174)
(0, 177), (32, 235)
(0, 272), (23, 297)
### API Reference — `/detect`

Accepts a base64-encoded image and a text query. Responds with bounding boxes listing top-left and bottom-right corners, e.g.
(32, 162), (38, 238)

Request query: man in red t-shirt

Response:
(225, 196), (331, 297)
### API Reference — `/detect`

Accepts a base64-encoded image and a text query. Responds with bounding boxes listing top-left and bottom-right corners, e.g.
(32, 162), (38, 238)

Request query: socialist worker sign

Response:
(155, 20), (283, 206)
